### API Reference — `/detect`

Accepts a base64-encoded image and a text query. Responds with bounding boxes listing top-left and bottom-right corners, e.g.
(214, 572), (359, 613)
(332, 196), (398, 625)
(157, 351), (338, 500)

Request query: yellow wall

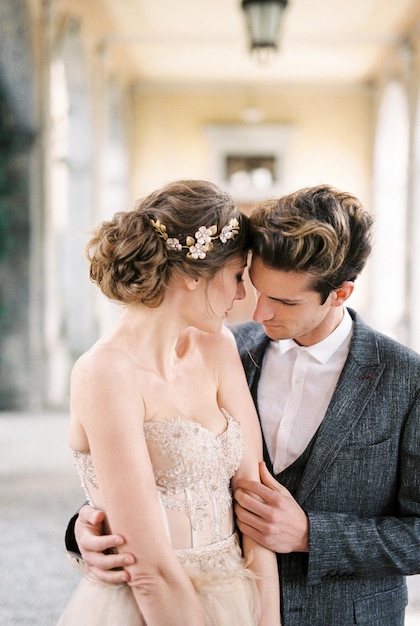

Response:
(131, 85), (373, 209)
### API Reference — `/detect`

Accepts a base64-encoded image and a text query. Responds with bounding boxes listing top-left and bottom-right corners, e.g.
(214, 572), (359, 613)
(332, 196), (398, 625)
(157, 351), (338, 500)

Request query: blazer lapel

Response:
(295, 311), (385, 505)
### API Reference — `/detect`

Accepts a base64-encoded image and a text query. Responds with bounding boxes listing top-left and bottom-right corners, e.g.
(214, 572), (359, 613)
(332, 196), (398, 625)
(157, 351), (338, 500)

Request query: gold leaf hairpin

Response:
(150, 218), (239, 259)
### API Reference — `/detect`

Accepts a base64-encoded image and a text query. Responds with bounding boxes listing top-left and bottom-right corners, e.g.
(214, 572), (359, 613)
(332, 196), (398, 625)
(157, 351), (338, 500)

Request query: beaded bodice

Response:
(73, 409), (244, 548)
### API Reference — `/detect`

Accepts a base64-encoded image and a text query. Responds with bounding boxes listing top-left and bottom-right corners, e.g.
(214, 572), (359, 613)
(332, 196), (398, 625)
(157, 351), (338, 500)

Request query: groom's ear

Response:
(331, 281), (355, 306)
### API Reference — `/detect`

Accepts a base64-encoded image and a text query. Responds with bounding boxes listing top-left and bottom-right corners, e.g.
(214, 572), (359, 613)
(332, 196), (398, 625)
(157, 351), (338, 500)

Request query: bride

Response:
(57, 179), (280, 626)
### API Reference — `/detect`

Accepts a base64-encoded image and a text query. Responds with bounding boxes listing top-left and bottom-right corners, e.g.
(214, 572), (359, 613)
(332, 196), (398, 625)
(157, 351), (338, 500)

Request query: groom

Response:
(66, 185), (420, 625)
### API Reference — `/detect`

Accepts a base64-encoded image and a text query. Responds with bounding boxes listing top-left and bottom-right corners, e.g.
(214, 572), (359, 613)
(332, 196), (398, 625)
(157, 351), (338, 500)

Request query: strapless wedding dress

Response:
(57, 411), (260, 625)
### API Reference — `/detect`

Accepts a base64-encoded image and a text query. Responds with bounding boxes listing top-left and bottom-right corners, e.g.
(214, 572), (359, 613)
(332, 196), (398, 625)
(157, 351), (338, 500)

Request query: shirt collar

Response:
(277, 308), (353, 363)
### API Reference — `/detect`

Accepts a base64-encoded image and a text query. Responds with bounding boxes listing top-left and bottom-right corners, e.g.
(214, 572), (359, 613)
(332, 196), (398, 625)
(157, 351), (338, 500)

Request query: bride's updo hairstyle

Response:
(87, 179), (250, 307)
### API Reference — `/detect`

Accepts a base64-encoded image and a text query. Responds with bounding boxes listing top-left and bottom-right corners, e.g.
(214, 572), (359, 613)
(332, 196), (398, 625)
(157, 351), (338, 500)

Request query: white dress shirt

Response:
(258, 308), (353, 474)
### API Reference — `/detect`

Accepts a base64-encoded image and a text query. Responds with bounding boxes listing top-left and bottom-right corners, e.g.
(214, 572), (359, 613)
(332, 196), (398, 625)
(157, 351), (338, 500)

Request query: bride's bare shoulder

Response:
(72, 341), (133, 385)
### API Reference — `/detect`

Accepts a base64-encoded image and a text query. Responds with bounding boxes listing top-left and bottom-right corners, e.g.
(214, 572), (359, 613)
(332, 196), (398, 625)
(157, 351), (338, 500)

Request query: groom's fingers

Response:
(75, 506), (135, 584)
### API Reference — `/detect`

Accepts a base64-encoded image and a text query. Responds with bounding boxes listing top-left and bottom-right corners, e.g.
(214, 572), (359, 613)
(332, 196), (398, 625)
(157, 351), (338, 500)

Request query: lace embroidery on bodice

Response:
(73, 409), (244, 546)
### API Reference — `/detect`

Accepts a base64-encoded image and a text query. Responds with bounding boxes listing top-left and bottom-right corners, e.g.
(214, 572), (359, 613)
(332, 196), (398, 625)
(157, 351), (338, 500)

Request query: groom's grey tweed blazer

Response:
(232, 308), (420, 626)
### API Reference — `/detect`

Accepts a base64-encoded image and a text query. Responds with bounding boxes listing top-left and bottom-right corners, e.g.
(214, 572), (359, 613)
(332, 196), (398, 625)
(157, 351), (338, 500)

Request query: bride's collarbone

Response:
(136, 353), (212, 382)
(138, 364), (217, 396)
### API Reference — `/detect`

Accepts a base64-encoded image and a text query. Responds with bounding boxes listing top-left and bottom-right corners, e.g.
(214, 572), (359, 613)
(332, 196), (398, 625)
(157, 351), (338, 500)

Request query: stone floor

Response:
(1, 412), (420, 625)
(0, 413), (81, 625)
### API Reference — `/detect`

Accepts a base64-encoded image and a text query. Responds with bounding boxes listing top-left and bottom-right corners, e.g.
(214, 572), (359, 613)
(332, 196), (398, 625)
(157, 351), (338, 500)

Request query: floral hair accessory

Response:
(150, 217), (239, 259)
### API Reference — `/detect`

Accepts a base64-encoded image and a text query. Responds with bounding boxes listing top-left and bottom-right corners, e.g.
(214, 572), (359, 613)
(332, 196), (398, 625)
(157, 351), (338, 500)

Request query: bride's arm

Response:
(215, 328), (281, 626)
(69, 349), (205, 626)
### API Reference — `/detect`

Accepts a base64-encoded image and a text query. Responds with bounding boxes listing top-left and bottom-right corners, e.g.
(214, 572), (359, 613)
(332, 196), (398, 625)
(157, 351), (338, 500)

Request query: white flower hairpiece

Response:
(150, 217), (240, 259)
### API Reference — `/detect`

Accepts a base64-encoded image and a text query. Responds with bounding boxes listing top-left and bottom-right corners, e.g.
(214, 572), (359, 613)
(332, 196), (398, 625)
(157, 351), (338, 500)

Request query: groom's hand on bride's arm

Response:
(234, 461), (309, 554)
(75, 504), (135, 583)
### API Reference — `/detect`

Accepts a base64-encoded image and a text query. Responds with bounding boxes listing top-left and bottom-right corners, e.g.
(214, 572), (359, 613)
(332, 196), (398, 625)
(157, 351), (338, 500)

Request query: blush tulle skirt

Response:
(57, 533), (260, 626)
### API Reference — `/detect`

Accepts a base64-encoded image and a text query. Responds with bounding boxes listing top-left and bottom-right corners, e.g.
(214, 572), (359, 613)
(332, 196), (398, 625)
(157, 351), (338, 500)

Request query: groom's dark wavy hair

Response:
(249, 184), (374, 303)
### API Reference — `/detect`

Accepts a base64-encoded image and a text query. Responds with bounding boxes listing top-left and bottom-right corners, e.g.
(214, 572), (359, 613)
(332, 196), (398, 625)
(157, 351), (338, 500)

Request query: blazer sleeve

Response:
(64, 503), (88, 555)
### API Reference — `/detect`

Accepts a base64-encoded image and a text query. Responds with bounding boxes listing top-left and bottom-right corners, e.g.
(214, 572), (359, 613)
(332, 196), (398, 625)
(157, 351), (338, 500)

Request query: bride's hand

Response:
(75, 505), (135, 583)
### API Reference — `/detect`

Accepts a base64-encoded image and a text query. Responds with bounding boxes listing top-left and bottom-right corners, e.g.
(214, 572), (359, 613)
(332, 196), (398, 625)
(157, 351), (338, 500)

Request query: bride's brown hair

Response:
(86, 179), (250, 307)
